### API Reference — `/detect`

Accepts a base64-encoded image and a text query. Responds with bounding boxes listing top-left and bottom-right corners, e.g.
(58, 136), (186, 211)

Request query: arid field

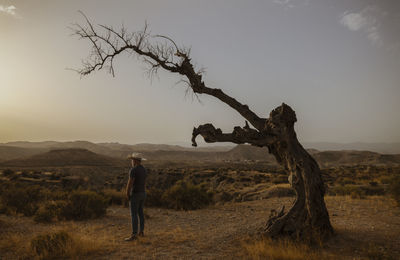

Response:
(2, 0), (400, 259)
(1, 195), (399, 259)
(0, 143), (399, 259)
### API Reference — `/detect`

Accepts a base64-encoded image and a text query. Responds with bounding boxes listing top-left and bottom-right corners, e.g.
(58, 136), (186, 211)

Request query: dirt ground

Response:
(1, 196), (399, 259)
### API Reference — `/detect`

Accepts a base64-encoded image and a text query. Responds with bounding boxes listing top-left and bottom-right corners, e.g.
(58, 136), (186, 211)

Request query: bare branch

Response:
(72, 12), (266, 129)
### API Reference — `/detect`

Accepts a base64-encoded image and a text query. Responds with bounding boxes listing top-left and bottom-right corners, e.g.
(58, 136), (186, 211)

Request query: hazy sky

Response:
(1, 0), (399, 145)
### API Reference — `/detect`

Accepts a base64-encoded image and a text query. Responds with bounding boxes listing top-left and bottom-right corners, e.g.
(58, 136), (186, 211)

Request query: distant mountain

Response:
(99, 142), (232, 152)
(3, 141), (61, 149)
(225, 145), (400, 166)
(0, 148), (124, 167)
(223, 145), (274, 161)
(1, 141), (232, 159)
(304, 142), (400, 154)
(3, 140), (112, 154)
(1, 141), (399, 166)
(313, 150), (400, 166)
(0, 146), (46, 162)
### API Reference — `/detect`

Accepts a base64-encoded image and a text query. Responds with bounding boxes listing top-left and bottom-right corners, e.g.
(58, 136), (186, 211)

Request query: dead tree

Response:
(72, 13), (334, 239)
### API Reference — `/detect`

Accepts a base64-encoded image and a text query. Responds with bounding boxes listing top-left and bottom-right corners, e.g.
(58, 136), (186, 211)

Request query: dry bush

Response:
(61, 190), (108, 220)
(0, 183), (109, 222)
(162, 181), (213, 210)
(33, 200), (67, 223)
(379, 176), (392, 184)
(2, 169), (14, 175)
(266, 184), (296, 198)
(241, 237), (324, 260)
(270, 175), (287, 184)
(30, 230), (110, 259)
(31, 230), (72, 258)
(0, 233), (29, 258)
(328, 184), (385, 199)
(338, 177), (356, 186)
(102, 189), (126, 206)
(350, 190), (365, 199)
(388, 176), (400, 206)
(214, 191), (234, 202)
(0, 183), (45, 216)
(1, 228), (111, 259)
(144, 181), (214, 210)
(145, 187), (165, 207)
(363, 243), (394, 260)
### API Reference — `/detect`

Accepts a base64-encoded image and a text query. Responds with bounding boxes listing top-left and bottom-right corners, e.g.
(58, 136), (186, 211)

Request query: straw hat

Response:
(127, 152), (146, 161)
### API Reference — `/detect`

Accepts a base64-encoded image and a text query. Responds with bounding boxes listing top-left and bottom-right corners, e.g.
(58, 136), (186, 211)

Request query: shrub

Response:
(145, 188), (165, 207)
(34, 200), (67, 223)
(271, 175), (287, 184)
(0, 184), (45, 216)
(362, 186), (385, 196)
(31, 231), (72, 258)
(34, 205), (55, 223)
(379, 176), (392, 184)
(2, 169), (14, 176)
(102, 189), (126, 206)
(369, 181), (378, 187)
(350, 190), (365, 199)
(215, 191), (233, 202)
(328, 184), (385, 198)
(61, 190), (108, 220)
(48, 190), (68, 201)
(338, 177), (356, 186)
(162, 181), (213, 210)
(0, 201), (6, 214)
(328, 185), (362, 197)
(388, 176), (400, 206)
(266, 184), (296, 198)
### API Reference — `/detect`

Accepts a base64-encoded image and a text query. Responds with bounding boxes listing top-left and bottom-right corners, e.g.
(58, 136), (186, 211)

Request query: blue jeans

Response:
(130, 192), (146, 235)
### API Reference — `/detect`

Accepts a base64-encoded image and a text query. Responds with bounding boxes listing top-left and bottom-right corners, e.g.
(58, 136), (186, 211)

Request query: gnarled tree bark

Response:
(72, 14), (333, 239)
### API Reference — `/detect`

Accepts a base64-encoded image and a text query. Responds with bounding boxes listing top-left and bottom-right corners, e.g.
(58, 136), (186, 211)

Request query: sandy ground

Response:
(1, 196), (400, 259)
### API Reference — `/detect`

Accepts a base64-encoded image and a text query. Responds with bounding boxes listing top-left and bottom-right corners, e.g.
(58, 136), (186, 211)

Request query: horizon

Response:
(2, 139), (400, 154)
(2, 139), (400, 145)
(1, 0), (400, 144)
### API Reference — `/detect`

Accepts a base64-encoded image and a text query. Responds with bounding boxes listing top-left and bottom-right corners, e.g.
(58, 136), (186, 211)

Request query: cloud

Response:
(273, 0), (290, 4)
(340, 6), (383, 46)
(273, 0), (311, 9)
(366, 26), (382, 46)
(340, 12), (367, 31)
(273, 0), (295, 8)
(0, 5), (17, 17)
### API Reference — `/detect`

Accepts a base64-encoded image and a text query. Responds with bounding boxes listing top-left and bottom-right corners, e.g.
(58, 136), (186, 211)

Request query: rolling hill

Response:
(0, 142), (399, 167)
(0, 146), (46, 162)
(313, 150), (400, 166)
(0, 141), (232, 161)
(0, 148), (125, 167)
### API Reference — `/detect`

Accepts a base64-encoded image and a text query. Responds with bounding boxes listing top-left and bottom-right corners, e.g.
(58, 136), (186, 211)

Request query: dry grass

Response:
(63, 231), (112, 259)
(109, 227), (197, 258)
(241, 237), (328, 260)
(153, 227), (195, 245)
(132, 227), (195, 248)
(1, 194), (399, 259)
(0, 224), (114, 259)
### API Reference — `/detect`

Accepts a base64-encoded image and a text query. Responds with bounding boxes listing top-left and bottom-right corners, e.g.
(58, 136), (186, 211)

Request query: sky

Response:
(1, 0), (399, 146)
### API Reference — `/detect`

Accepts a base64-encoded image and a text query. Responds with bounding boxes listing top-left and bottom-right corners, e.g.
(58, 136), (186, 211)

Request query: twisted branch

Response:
(191, 121), (277, 147)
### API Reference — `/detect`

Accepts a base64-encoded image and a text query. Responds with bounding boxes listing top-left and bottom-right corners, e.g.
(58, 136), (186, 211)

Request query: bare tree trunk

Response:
(192, 104), (334, 240)
(72, 17), (334, 240)
(263, 105), (333, 239)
